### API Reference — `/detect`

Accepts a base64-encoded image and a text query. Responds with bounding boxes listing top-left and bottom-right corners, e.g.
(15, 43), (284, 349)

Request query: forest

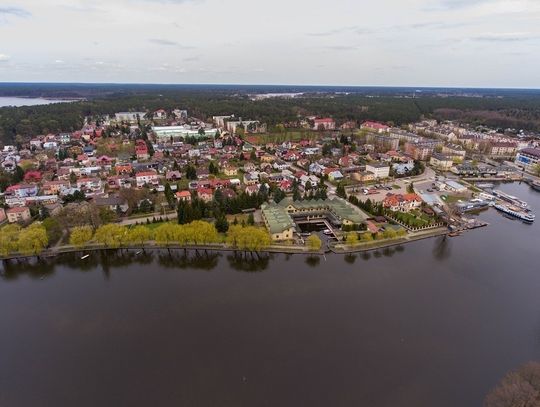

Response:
(2, 84), (540, 145)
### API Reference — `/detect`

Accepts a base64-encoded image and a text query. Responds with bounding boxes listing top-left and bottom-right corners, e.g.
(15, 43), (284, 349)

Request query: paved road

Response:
(119, 211), (178, 226)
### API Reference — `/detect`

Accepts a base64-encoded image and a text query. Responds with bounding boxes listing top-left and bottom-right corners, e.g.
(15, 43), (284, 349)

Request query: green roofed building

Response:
(261, 197), (369, 241)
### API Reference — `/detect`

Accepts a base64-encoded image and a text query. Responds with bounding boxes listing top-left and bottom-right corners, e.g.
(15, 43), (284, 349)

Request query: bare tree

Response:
(484, 362), (540, 407)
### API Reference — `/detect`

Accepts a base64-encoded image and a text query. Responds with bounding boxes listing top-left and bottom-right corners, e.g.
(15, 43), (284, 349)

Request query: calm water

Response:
(0, 97), (73, 107)
(1, 183), (540, 407)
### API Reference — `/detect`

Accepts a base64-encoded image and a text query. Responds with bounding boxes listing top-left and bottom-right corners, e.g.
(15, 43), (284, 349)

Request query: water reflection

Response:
(305, 255), (321, 267)
(0, 240), (410, 281)
(432, 236), (452, 261)
(226, 253), (270, 272)
(157, 250), (220, 271)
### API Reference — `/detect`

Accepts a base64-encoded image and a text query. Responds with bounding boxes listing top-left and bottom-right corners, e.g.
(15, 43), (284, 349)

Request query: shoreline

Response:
(0, 226), (455, 262)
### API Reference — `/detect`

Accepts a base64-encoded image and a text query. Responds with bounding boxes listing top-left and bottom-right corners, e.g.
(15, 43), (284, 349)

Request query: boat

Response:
(492, 190), (529, 209)
(493, 203), (535, 223)
(476, 183), (495, 189)
(323, 229), (333, 235)
(81, 254), (90, 260)
(529, 180), (540, 192)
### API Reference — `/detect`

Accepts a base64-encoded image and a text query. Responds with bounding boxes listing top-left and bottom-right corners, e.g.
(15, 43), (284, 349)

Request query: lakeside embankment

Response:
(0, 226), (453, 262)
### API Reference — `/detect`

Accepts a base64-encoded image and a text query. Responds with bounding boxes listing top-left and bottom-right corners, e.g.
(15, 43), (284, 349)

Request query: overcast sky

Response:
(0, 0), (539, 87)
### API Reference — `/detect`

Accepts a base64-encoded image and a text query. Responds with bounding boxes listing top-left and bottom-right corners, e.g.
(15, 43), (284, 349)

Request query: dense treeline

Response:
(3, 88), (540, 144)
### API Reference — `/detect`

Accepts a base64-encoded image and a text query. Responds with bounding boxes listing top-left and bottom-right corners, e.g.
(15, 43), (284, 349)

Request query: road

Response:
(119, 211), (178, 226)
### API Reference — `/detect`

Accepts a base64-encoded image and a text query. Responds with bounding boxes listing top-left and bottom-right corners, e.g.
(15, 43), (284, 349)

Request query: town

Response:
(1, 107), (540, 258)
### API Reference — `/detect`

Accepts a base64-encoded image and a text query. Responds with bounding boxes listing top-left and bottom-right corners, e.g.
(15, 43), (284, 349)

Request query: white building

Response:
(135, 171), (159, 188)
(515, 148), (540, 173)
(366, 163), (390, 179)
(153, 126), (217, 142)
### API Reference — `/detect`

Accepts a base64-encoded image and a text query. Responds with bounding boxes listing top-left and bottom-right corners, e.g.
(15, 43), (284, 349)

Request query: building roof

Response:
(261, 197), (368, 234)
(520, 148), (540, 158)
(6, 206), (30, 213)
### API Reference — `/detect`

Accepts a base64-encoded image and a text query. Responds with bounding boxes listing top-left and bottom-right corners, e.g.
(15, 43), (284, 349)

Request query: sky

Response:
(0, 0), (539, 87)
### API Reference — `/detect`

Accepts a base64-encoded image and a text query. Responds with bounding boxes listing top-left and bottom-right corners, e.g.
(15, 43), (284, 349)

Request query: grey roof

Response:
(261, 197), (368, 234)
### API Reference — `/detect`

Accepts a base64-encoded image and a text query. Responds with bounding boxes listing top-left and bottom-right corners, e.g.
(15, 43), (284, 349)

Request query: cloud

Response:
(307, 26), (373, 37)
(0, 6), (31, 18)
(137, 0), (202, 3)
(0, 54), (10, 62)
(323, 45), (360, 51)
(148, 38), (194, 48)
(60, 4), (102, 13)
(471, 32), (538, 42)
(437, 0), (491, 9)
(182, 56), (200, 62)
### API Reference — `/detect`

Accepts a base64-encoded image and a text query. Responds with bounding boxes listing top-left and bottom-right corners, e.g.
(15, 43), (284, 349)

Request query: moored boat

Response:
(492, 190), (529, 210)
(493, 203), (535, 223)
(529, 180), (540, 192)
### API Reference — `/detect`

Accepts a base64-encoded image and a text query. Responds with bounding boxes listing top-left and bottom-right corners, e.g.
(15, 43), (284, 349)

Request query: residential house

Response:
(430, 153), (454, 171)
(42, 180), (70, 195)
(5, 183), (39, 198)
(176, 190), (192, 202)
(76, 177), (103, 194)
(361, 121), (390, 133)
(327, 170), (344, 182)
(245, 184), (260, 196)
(383, 193), (422, 212)
(135, 171), (159, 188)
(115, 163), (133, 175)
(441, 144), (466, 162)
(6, 206), (31, 223)
(313, 118), (336, 131)
(223, 165), (238, 176)
(94, 196), (129, 213)
(196, 187), (213, 203)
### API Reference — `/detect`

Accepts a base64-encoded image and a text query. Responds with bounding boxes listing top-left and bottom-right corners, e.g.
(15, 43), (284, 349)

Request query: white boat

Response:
(492, 190), (529, 210)
(81, 254), (90, 260)
(493, 203), (535, 223)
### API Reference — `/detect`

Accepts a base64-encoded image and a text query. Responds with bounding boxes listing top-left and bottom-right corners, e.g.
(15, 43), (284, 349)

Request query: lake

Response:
(0, 96), (74, 107)
(1, 183), (539, 407)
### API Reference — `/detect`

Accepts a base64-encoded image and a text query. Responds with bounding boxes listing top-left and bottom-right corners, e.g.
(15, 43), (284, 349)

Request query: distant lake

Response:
(0, 96), (74, 107)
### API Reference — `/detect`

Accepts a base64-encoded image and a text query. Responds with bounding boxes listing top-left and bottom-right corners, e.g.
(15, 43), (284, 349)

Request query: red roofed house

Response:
(136, 144), (149, 160)
(24, 170), (42, 182)
(361, 121), (390, 133)
(313, 118), (335, 131)
(383, 193), (422, 212)
(176, 190), (192, 202)
(283, 151), (301, 161)
(245, 184), (260, 196)
(115, 164), (133, 175)
(279, 179), (293, 192)
(196, 187), (214, 203)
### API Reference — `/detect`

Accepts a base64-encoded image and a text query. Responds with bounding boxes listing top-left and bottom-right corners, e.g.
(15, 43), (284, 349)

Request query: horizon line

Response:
(0, 81), (540, 91)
